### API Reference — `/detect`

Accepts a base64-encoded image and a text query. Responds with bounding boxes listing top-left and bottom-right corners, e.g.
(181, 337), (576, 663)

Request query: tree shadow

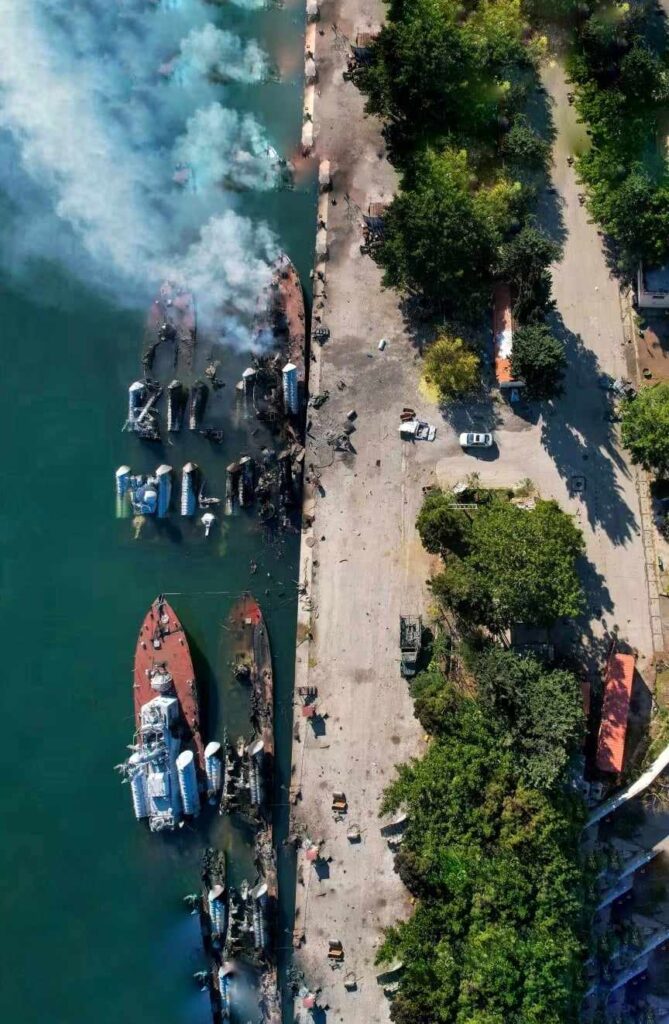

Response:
(540, 313), (639, 546)
(552, 554), (614, 673)
(438, 392), (503, 434)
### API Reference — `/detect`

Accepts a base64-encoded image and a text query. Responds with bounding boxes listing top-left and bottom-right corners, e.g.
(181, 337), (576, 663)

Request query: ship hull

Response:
(228, 594), (274, 759)
(273, 255), (307, 407)
(134, 596), (204, 770)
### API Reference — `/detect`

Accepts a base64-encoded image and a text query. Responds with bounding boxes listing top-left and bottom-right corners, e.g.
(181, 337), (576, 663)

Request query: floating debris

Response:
(201, 512), (216, 537)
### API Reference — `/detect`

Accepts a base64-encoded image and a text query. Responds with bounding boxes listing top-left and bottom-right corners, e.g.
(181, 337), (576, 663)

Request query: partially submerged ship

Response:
(117, 596), (208, 831)
(272, 254), (306, 416)
(143, 281), (197, 379)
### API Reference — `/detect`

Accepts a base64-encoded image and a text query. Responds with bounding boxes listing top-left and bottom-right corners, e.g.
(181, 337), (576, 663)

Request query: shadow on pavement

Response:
(540, 314), (639, 547)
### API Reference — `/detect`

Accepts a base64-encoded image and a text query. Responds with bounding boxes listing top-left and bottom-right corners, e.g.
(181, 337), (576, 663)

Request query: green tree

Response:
(475, 648), (585, 789)
(422, 493), (585, 628)
(496, 224), (559, 322)
(502, 114), (550, 170)
(377, 677), (590, 1024)
(468, 498), (585, 626)
(511, 322), (566, 398)
(424, 334), (481, 399)
(379, 148), (517, 312)
(416, 489), (471, 555)
(621, 382), (669, 476)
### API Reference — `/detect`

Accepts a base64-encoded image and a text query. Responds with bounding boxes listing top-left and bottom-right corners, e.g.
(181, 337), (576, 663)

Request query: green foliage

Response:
(511, 322), (567, 398)
(358, 0), (530, 154)
(354, 0), (547, 317)
(621, 383), (669, 476)
(475, 647), (585, 789)
(496, 224), (559, 322)
(379, 148), (518, 312)
(424, 334), (481, 399)
(502, 114), (550, 170)
(426, 492), (585, 628)
(567, 7), (669, 266)
(379, 671), (591, 1024)
(416, 489), (472, 555)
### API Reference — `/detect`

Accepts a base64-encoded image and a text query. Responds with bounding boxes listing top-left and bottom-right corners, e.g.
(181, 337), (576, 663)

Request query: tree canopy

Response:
(568, 6), (669, 267)
(353, 0), (550, 319)
(379, 148), (518, 312)
(621, 382), (669, 477)
(511, 322), (566, 398)
(423, 334), (481, 400)
(474, 647), (585, 789)
(378, 651), (591, 1024)
(425, 492), (585, 628)
(496, 224), (559, 323)
(416, 488), (472, 555)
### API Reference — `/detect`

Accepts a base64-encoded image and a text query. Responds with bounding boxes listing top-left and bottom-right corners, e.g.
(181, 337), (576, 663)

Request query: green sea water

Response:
(0, 3), (314, 1021)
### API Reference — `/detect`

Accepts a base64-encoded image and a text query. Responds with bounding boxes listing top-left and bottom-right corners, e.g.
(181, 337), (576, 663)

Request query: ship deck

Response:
(275, 256), (306, 380)
(228, 595), (274, 755)
(134, 597), (204, 768)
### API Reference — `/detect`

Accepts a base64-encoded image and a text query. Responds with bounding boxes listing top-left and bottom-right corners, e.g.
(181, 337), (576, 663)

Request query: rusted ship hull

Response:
(228, 594), (274, 759)
(134, 595), (204, 770)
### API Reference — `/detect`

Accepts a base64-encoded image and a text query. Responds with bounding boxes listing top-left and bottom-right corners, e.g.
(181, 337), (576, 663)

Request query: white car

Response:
(459, 431), (493, 449)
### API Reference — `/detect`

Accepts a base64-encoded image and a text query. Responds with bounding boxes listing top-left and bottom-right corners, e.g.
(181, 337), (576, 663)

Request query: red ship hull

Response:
(274, 255), (306, 383)
(134, 596), (204, 770)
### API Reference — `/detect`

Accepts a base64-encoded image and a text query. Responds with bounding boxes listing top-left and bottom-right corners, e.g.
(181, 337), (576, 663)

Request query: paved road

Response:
(429, 63), (656, 671)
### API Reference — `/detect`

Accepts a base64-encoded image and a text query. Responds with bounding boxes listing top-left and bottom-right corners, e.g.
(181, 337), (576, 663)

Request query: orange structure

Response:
(596, 653), (635, 773)
(493, 283), (524, 389)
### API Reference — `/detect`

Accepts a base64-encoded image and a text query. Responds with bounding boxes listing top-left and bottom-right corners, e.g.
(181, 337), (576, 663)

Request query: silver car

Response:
(459, 431), (493, 449)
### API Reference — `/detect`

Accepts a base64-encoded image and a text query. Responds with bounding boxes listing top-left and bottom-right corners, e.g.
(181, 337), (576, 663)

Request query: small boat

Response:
(115, 465), (131, 519)
(181, 462), (198, 516)
(131, 475), (159, 516)
(189, 380), (208, 430)
(155, 464), (172, 518)
(225, 462), (240, 515)
(204, 741), (222, 802)
(167, 379), (187, 432)
(238, 456), (256, 507)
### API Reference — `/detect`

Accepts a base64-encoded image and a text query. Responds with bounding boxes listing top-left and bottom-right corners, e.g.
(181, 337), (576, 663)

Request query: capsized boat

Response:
(118, 595), (204, 832)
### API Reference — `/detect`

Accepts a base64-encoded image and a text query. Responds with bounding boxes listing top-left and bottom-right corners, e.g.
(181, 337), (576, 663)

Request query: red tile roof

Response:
(596, 653), (635, 773)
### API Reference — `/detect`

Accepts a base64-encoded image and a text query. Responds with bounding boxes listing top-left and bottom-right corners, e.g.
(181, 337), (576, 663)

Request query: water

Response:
(0, 1), (314, 1021)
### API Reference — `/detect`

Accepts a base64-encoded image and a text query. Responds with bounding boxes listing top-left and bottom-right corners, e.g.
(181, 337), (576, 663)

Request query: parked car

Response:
(459, 431), (493, 449)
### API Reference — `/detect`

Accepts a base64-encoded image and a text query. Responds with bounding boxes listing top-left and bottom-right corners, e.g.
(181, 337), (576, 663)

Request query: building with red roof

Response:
(493, 283), (524, 390)
(596, 653), (636, 774)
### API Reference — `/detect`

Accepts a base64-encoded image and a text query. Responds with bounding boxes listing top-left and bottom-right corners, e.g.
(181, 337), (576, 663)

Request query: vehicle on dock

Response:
(116, 595), (206, 831)
(400, 615), (422, 678)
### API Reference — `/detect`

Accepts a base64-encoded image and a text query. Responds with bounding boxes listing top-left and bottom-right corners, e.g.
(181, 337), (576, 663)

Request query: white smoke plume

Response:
(174, 103), (283, 192)
(0, 0), (283, 344)
(175, 24), (269, 84)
